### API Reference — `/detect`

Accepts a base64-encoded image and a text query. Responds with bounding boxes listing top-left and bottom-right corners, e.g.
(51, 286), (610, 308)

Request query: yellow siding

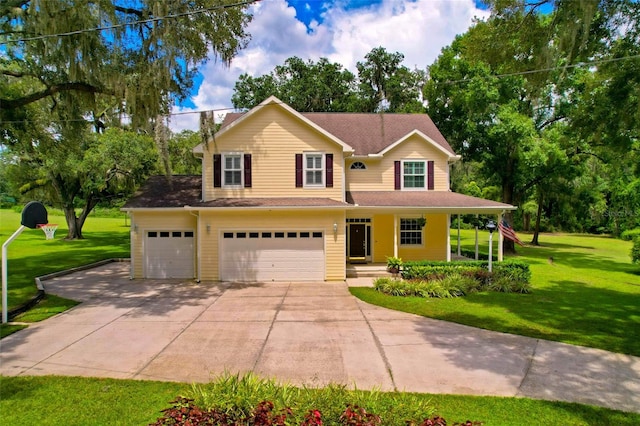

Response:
(202, 106), (344, 201)
(130, 211), (198, 278)
(199, 209), (345, 281)
(371, 213), (448, 262)
(346, 135), (450, 191)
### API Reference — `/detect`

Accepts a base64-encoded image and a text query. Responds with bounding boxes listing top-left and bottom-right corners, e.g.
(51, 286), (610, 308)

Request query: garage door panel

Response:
(145, 230), (194, 279)
(220, 231), (324, 282)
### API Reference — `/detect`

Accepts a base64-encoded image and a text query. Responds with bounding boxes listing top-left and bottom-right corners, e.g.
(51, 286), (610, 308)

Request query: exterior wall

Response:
(345, 134), (450, 192)
(202, 106), (344, 201)
(130, 211), (198, 278)
(199, 209), (346, 281)
(369, 213), (448, 262)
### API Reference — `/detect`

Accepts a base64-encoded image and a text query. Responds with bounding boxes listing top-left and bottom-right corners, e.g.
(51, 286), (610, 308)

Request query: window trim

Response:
(222, 152), (243, 188)
(399, 218), (424, 246)
(303, 152), (325, 188)
(401, 159), (426, 191)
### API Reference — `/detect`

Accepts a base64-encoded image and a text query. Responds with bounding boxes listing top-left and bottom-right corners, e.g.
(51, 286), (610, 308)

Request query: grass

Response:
(351, 230), (640, 356)
(0, 208), (129, 336)
(0, 376), (188, 426)
(1, 374), (638, 426)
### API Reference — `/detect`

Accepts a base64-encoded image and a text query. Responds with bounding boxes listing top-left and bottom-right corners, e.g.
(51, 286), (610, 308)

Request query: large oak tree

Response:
(1, 0), (253, 238)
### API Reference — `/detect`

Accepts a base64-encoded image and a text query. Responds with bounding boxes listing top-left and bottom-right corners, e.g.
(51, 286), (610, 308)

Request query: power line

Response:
(2, 53), (639, 126)
(444, 54), (640, 85)
(0, 0), (260, 46)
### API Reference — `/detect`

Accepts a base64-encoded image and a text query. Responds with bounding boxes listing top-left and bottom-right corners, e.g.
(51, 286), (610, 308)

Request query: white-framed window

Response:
(350, 161), (367, 170)
(400, 218), (423, 245)
(402, 160), (425, 189)
(223, 153), (243, 187)
(304, 152), (324, 187)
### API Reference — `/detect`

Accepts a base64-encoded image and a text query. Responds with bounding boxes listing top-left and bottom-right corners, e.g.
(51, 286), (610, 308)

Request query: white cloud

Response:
(170, 0), (488, 132)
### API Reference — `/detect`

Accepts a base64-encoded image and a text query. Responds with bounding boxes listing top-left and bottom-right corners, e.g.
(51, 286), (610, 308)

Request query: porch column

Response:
(393, 214), (398, 258)
(474, 214), (479, 260)
(446, 214), (451, 262)
(497, 212), (504, 262)
(457, 214), (461, 256)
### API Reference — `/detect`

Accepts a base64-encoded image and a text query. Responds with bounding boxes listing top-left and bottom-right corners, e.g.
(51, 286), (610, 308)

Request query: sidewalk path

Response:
(1, 262), (638, 414)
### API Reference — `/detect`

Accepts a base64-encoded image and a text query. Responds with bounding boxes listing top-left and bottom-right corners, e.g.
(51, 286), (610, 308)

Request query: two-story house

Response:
(123, 96), (515, 281)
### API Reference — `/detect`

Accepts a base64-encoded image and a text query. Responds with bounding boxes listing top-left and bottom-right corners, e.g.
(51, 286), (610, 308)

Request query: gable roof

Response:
(221, 107), (456, 157)
(200, 96), (354, 153)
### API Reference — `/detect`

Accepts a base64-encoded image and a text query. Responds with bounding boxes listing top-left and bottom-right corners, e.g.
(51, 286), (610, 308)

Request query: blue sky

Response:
(172, 0), (489, 130)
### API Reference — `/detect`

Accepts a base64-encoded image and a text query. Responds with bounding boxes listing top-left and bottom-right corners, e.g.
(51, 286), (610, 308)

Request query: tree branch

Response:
(0, 82), (111, 109)
(113, 5), (145, 18)
(1, 69), (28, 78)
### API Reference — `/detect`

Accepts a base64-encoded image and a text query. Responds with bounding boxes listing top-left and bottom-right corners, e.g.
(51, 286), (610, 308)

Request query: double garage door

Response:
(145, 230), (195, 279)
(220, 230), (325, 281)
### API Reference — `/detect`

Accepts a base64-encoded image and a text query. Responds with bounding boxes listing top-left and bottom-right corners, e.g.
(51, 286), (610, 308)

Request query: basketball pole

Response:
(2, 225), (26, 324)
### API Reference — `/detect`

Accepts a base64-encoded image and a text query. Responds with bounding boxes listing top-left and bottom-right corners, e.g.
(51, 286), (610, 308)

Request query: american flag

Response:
(498, 220), (524, 246)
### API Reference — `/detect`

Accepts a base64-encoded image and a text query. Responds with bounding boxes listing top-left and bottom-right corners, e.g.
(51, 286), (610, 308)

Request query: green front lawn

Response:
(1, 375), (638, 426)
(0, 209), (129, 335)
(352, 231), (640, 356)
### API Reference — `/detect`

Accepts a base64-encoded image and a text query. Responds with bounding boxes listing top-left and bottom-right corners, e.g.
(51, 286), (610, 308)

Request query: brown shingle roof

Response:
(197, 198), (348, 208)
(221, 110), (455, 156)
(346, 191), (515, 211)
(123, 175), (202, 208)
(123, 175), (349, 209)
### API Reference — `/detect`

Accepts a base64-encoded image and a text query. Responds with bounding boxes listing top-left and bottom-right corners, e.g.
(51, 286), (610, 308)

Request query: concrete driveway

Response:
(1, 262), (639, 414)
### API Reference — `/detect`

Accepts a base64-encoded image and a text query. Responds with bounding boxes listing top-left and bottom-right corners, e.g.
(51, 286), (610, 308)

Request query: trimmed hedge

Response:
(622, 228), (640, 241)
(375, 259), (532, 297)
(632, 236), (640, 264)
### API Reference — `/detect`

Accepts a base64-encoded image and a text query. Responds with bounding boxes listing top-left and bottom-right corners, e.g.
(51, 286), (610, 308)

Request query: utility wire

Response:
(0, 0), (260, 46)
(1, 49), (639, 125)
(444, 53), (640, 85)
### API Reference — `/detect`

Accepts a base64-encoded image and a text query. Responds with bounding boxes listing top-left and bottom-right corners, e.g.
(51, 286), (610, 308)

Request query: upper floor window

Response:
(304, 153), (324, 187)
(350, 161), (367, 170)
(403, 160), (425, 189)
(394, 159), (434, 191)
(224, 153), (242, 187)
(214, 153), (252, 189)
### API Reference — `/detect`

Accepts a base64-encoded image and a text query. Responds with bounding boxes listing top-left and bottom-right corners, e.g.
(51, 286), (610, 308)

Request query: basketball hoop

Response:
(38, 224), (58, 240)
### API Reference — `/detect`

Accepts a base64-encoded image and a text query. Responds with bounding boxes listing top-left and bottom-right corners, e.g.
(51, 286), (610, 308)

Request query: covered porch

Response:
(345, 191), (517, 266)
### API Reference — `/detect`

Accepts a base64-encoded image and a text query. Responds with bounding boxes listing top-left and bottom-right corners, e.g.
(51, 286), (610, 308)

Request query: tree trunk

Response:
(63, 204), (84, 239)
(531, 190), (544, 245)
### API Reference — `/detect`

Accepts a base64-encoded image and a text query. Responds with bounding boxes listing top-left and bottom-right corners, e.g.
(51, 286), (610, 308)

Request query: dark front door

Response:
(349, 224), (366, 258)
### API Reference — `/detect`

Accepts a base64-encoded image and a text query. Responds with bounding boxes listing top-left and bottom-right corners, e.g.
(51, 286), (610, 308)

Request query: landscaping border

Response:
(7, 258), (130, 320)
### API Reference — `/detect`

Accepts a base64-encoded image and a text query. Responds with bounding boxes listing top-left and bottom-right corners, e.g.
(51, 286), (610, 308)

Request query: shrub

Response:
(621, 228), (640, 241)
(373, 277), (407, 296)
(632, 236), (640, 264)
(492, 261), (532, 293)
(376, 260), (531, 297)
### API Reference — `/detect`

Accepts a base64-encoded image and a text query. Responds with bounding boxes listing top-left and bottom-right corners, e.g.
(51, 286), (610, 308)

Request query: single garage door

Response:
(145, 230), (195, 278)
(220, 231), (324, 281)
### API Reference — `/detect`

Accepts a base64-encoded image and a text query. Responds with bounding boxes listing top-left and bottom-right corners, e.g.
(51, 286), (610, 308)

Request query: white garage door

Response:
(145, 230), (195, 279)
(220, 231), (324, 281)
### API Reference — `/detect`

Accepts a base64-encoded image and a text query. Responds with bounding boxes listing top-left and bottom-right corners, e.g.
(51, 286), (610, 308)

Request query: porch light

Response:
(486, 220), (497, 272)
(333, 222), (338, 234)
(206, 224), (211, 233)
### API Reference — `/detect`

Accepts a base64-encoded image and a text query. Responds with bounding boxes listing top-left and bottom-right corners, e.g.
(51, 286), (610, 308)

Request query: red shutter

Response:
(394, 161), (401, 190)
(295, 154), (303, 188)
(325, 153), (333, 188)
(244, 154), (252, 188)
(427, 160), (434, 190)
(213, 154), (221, 188)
